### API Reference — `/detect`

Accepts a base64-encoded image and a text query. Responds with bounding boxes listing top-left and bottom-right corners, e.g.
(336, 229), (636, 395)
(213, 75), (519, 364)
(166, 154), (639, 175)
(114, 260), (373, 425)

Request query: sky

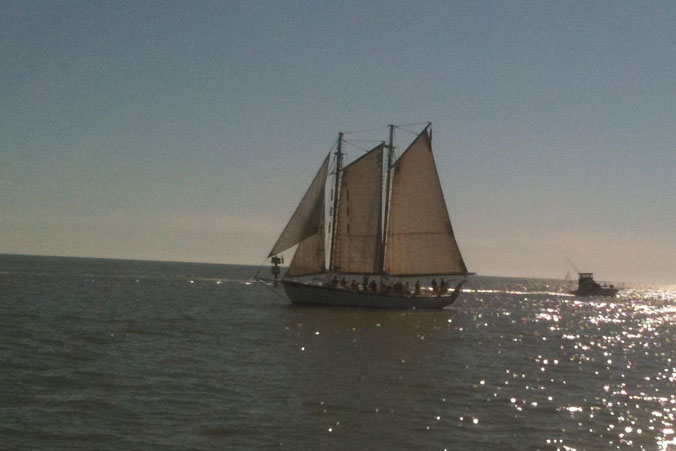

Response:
(2, 1), (675, 284)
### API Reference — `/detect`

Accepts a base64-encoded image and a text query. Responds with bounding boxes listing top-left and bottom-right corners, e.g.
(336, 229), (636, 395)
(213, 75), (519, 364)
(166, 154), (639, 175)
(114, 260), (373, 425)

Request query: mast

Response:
(328, 132), (343, 272)
(378, 124), (395, 274)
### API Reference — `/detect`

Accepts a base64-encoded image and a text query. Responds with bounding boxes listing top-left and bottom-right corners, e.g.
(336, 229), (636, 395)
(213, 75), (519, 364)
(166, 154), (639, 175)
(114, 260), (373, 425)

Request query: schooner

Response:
(267, 123), (472, 309)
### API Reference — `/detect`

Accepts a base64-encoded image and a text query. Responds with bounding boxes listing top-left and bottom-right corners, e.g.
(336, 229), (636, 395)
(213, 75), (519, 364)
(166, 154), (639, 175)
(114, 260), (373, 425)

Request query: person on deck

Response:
(393, 280), (403, 295)
(439, 279), (447, 295)
(431, 279), (438, 293)
(350, 279), (359, 292)
(414, 280), (421, 295)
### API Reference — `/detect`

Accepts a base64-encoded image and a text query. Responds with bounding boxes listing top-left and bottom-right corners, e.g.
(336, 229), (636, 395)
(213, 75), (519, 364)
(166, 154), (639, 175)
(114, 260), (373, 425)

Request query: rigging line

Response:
(342, 139), (383, 153)
(393, 125), (423, 137)
(254, 255), (273, 278)
(394, 121), (431, 128)
(343, 140), (382, 151)
(342, 125), (389, 135)
(342, 122), (428, 136)
(393, 122), (432, 138)
(344, 139), (385, 143)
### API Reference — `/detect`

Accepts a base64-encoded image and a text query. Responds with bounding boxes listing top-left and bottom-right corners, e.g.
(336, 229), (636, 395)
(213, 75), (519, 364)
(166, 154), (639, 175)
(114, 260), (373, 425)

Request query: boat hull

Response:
(281, 280), (461, 309)
(571, 287), (619, 297)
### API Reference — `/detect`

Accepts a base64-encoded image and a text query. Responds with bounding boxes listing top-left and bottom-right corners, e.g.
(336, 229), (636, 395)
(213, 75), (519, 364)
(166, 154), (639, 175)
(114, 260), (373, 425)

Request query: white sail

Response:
(269, 153), (330, 257)
(385, 129), (468, 276)
(331, 144), (384, 274)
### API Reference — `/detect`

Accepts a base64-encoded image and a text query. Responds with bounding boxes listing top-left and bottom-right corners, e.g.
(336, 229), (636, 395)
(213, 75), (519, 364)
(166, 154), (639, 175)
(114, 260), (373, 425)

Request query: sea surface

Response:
(1, 254), (675, 450)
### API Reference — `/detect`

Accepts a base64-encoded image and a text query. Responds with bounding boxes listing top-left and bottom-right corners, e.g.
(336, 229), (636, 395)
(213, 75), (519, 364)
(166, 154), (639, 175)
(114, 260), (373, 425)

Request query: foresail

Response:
(385, 128), (468, 276)
(269, 153), (330, 257)
(287, 226), (325, 277)
(331, 144), (384, 274)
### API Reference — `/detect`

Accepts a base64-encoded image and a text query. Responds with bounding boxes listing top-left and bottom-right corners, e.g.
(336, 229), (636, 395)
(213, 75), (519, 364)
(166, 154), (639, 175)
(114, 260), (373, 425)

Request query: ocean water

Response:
(1, 255), (675, 450)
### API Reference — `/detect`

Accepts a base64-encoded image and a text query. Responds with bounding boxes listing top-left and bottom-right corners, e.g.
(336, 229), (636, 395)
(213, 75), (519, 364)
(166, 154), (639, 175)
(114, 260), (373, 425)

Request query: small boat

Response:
(570, 273), (618, 297)
(266, 123), (472, 309)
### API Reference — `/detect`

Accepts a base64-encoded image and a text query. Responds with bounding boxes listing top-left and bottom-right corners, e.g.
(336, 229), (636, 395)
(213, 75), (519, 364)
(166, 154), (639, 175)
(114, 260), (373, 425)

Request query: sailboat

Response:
(266, 123), (472, 309)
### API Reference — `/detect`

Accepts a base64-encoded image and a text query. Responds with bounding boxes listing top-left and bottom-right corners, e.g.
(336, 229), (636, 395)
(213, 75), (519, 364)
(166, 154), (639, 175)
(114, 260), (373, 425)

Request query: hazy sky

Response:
(2, 1), (675, 284)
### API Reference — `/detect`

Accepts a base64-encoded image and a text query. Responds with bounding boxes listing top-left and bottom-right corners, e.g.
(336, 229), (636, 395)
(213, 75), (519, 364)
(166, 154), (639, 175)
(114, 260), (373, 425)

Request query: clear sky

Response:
(2, 1), (675, 284)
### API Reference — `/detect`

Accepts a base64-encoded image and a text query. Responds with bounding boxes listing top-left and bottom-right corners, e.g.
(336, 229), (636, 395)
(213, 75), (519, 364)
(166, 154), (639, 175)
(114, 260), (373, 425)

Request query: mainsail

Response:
(269, 153), (330, 257)
(331, 144), (384, 274)
(384, 128), (468, 276)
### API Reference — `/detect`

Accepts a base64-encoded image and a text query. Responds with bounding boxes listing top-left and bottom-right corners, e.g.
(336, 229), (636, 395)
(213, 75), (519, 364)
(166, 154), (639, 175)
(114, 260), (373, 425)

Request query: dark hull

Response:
(281, 280), (462, 309)
(571, 287), (619, 297)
